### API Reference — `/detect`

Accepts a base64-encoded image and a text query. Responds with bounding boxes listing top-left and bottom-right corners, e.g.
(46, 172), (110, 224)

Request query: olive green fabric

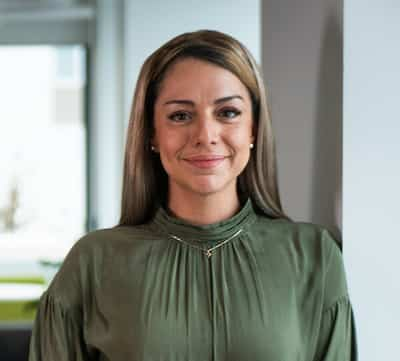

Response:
(29, 198), (358, 360)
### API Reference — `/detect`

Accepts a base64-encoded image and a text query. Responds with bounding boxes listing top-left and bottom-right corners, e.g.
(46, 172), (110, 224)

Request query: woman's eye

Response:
(168, 112), (191, 122)
(218, 108), (241, 119)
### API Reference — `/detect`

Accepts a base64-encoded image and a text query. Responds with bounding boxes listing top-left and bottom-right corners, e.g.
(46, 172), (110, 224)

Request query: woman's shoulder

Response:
(252, 213), (342, 263)
(55, 223), (160, 269)
(252, 215), (347, 301)
(60, 222), (160, 255)
(44, 223), (158, 306)
(254, 212), (338, 238)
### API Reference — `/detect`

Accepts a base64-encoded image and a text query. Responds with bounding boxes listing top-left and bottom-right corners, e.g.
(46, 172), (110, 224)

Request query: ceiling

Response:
(0, 0), (92, 12)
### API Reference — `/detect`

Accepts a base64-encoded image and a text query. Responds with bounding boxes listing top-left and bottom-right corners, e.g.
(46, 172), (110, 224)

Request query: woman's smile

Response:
(183, 154), (229, 169)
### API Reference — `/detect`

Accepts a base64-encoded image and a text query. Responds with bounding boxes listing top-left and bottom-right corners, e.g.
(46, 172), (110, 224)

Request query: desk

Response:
(0, 284), (43, 360)
(0, 284), (45, 302)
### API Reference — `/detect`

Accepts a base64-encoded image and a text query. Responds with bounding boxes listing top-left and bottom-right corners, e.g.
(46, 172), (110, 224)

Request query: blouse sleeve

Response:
(29, 291), (97, 361)
(313, 295), (358, 361)
(312, 230), (358, 361)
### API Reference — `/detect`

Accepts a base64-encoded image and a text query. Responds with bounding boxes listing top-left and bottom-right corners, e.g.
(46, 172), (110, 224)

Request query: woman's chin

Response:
(186, 178), (235, 197)
(169, 173), (237, 198)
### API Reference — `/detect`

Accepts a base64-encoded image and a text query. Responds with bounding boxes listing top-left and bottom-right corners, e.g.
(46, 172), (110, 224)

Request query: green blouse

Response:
(29, 198), (358, 361)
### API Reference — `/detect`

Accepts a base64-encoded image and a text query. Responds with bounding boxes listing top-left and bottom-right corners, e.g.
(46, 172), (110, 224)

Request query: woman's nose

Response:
(192, 115), (219, 145)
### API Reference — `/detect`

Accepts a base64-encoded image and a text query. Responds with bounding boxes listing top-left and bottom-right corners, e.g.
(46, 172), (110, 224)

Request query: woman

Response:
(29, 30), (358, 360)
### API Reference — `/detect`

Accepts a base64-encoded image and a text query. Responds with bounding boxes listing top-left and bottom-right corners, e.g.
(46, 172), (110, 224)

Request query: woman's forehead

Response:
(156, 58), (250, 105)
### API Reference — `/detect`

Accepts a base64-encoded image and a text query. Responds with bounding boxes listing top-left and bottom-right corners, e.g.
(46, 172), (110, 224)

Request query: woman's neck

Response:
(167, 189), (241, 226)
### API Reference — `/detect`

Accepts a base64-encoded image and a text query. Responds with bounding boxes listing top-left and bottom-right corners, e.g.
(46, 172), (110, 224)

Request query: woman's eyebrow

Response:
(163, 95), (244, 106)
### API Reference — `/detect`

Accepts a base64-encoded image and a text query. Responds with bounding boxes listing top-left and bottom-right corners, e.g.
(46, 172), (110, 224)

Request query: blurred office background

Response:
(0, 0), (399, 360)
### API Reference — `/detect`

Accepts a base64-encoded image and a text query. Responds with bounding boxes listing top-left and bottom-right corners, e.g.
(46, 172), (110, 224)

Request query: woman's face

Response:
(152, 57), (255, 199)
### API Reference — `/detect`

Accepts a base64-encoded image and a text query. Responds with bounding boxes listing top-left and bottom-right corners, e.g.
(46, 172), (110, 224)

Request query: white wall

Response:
(343, 1), (400, 359)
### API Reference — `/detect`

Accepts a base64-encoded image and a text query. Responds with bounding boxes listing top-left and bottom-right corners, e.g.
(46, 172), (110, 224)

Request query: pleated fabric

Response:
(29, 198), (358, 361)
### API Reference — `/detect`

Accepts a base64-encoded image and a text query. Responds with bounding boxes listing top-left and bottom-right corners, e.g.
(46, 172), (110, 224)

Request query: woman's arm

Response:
(312, 230), (358, 361)
(29, 291), (97, 361)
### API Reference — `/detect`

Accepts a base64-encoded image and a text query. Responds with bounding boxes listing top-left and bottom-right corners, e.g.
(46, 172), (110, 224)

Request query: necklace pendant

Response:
(206, 249), (212, 258)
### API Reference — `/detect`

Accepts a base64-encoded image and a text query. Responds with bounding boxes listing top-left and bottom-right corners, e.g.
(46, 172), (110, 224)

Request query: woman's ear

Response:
(150, 136), (159, 152)
(150, 126), (158, 150)
(251, 121), (257, 145)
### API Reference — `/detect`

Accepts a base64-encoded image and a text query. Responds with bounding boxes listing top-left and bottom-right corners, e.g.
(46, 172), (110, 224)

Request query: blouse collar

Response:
(150, 198), (257, 243)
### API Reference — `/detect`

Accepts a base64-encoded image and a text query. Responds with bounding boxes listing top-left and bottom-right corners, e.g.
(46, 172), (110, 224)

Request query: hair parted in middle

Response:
(117, 29), (292, 226)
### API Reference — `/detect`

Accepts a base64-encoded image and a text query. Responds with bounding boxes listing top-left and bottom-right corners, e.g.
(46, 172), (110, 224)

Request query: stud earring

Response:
(151, 145), (156, 151)
(249, 143), (254, 149)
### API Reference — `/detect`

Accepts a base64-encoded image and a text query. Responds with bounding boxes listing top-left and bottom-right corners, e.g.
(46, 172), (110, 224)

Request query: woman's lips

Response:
(184, 156), (227, 169)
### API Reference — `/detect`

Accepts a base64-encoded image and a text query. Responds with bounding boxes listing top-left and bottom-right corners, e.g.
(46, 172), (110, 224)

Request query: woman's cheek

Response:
(163, 131), (186, 157)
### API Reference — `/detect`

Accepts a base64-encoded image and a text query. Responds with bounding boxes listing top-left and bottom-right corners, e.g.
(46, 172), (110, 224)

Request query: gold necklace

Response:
(168, 228), (244, 258)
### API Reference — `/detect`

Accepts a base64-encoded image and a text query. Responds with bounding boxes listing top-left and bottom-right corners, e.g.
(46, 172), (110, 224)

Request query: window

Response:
(0, 45), (88, 321)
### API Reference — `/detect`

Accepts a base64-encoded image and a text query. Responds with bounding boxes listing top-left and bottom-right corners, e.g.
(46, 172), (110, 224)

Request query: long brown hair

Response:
(117, 30), (292, 226)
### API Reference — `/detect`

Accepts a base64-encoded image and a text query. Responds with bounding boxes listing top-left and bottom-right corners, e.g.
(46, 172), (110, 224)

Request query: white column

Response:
(343, 1), (400, 359)
(90, 0), (124, 229)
